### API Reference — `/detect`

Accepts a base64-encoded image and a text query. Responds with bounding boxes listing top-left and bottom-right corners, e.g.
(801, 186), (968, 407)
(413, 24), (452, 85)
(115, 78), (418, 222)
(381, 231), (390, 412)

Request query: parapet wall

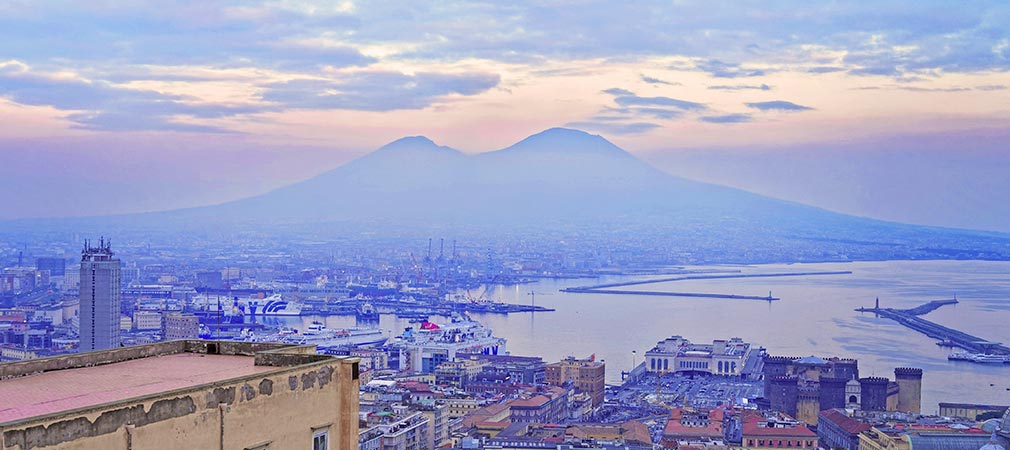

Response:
(0, 341), (315, 381)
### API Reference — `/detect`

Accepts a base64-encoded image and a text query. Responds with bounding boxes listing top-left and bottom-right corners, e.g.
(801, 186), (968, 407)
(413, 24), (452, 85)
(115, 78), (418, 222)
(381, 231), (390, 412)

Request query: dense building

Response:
(79, 238), (121, 352)
(545, 355), (605, 408)
(661, 407), (726, 448)
(646, 335), (755, 376)
(161, 312), (200, 340)
(763, 355), (922, 425)
(0, 340), (360, 450)
(458, 353), (546, 385)
(435, 358), (489, 388)
(741, 411), (818, 450)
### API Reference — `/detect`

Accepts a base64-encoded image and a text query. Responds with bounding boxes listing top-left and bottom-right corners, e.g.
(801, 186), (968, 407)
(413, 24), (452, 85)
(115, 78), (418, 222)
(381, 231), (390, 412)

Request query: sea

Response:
(273, 260), (1010, 414)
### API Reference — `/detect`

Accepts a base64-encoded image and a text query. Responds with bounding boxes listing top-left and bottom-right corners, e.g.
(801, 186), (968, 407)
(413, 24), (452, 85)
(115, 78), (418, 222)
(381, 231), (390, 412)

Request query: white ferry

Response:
(281, 321), (387, 348)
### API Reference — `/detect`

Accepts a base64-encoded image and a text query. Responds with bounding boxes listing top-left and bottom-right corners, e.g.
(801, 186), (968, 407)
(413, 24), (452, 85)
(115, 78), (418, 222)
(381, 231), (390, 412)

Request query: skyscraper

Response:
(79, 237), (121, 352)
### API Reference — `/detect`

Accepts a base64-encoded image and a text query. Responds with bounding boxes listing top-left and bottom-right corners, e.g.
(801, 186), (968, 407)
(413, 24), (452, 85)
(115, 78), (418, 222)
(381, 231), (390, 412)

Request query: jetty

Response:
(856, 298), (1010, 355)
(559, 270), (853, 301)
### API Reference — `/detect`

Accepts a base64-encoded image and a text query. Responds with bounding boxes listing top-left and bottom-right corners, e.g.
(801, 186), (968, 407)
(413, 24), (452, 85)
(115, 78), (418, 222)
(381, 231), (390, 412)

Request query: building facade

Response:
(545, 355), (605, 408)
(646, 335), (754, 376)
(161, 312), (200, 341)
(79, 238), (121, 352)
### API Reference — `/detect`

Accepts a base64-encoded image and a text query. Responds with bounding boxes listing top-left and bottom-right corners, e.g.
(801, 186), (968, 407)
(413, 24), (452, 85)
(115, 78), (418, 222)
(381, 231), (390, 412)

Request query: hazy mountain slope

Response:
(5, 127), (1009, 263)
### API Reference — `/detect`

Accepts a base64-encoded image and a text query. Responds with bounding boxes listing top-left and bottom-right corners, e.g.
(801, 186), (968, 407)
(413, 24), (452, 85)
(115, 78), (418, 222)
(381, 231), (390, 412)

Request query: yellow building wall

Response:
(797, 397), (821, 426)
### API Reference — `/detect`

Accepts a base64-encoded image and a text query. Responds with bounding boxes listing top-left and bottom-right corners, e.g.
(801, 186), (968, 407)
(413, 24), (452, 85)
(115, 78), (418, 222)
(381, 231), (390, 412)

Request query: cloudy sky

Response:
(2, 1), (1009, 230)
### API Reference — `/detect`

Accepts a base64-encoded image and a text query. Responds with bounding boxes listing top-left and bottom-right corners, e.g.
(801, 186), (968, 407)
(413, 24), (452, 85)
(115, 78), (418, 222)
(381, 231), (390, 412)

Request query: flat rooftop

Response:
(0, 352), (276, 424)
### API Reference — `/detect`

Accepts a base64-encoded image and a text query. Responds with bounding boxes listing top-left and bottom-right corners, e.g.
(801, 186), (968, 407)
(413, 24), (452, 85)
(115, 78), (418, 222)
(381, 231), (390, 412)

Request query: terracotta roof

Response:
(510, 395), (550, 408)
(819, 409), (872, 435)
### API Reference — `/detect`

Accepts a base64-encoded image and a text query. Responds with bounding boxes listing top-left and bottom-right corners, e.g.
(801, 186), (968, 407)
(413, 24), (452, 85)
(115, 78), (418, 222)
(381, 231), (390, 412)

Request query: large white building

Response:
(79, 238), (121, 352)
(645, 335), (754, 376)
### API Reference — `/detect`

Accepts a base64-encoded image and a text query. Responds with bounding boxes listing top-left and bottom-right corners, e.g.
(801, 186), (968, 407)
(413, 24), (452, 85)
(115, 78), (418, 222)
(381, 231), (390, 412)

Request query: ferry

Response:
(191, 293), (305, 316)
(281, 321), (387, 348)
(948, 352), (1010, 364)
(248, 294), (304, 316)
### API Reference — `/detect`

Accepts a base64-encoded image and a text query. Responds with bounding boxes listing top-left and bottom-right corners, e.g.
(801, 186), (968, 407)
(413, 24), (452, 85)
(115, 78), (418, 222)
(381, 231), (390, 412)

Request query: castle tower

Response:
(859, 377), (890, 411)
(819, 377), (848, 411)
(894, 368), (923, 414)
(797, 385), (821, 425)
(762, 356), (797, 398)
(769, 375), (799, 418)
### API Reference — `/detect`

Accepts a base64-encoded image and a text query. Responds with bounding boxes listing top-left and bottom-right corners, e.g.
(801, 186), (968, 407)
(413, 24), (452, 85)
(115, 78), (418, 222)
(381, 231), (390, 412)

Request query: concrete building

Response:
(79, 238), (121, 352)
(161, 312), (200, 341)
(545, 355), (605, 408)
(434, 358), (489, 388)
(375, 411), (430, 450)
(937, 403), (1008, 421)
(133, 310), (163, 331)
(646, 335), (754, 376)
(0, 340), (360, 450)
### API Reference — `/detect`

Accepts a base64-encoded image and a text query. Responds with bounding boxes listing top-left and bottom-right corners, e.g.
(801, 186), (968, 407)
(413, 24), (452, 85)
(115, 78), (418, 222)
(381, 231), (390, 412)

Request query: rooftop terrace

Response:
(0, 340), (331, 425)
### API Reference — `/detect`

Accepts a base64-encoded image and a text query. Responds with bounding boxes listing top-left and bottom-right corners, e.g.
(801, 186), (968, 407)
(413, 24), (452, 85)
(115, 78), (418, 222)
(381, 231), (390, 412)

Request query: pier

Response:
(560, 270), (853, 301)
(561, 288), (779, 300)
(856, 298), (1010, 355)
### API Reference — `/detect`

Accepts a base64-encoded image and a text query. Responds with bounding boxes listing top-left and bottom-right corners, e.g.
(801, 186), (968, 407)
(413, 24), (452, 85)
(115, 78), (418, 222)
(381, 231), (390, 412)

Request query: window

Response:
(313, 429), (328, 450)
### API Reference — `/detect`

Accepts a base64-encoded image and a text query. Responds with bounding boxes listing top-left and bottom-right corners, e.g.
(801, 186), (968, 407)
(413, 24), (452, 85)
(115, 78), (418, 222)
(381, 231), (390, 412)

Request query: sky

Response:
(1, 1), (1009, 230)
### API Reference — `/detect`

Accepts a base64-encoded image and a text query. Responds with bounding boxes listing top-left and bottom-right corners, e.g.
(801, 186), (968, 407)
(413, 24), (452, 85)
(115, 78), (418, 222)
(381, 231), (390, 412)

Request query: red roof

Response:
(819, 409), (872, 435)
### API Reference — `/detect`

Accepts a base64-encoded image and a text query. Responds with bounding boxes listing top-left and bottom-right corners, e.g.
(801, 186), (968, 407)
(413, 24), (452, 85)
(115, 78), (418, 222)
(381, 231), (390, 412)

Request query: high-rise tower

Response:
(79, 237), (121, 352)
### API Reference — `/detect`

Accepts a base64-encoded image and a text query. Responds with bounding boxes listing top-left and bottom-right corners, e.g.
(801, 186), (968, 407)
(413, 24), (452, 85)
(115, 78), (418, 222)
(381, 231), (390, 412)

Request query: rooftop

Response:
(0, 353), (275, 424)
(0, 340), (336, 425)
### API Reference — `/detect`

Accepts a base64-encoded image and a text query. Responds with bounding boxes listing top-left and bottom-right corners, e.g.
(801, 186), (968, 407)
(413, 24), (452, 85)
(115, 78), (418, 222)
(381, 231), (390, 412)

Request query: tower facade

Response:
(894, 368), (923, 414)
(79, 238), (121, 352)
(859, 377), (889, 411)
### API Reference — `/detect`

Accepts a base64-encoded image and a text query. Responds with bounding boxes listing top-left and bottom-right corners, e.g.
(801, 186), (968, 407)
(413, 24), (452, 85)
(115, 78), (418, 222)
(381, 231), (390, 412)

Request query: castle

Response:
(762, 355), (922, 425)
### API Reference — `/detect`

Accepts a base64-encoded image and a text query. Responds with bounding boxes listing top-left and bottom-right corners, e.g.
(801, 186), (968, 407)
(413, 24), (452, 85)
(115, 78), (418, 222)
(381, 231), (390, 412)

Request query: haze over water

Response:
(282, 260), (1010, 414)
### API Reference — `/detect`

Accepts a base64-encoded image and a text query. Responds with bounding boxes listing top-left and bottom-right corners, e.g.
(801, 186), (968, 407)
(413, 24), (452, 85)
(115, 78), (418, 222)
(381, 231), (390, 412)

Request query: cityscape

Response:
(2, 2), (1010, 450)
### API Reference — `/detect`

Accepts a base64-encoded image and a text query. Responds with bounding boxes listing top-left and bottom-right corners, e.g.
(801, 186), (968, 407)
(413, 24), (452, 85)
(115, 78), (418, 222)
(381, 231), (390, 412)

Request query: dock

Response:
(559, 270), (853, 301)
(561, 288), (779, 300)
(856, 298), (1010, 355)
(564, 270), (853, 291)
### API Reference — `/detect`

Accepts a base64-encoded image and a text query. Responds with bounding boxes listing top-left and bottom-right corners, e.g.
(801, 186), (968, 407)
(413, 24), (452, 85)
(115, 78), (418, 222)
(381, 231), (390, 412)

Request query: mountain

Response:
(7, 127), (1010, 262)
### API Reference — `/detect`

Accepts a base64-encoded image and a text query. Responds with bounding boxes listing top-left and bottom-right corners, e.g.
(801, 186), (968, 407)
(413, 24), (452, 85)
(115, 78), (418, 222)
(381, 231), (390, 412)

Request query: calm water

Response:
(276, 260), (1010, 413)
